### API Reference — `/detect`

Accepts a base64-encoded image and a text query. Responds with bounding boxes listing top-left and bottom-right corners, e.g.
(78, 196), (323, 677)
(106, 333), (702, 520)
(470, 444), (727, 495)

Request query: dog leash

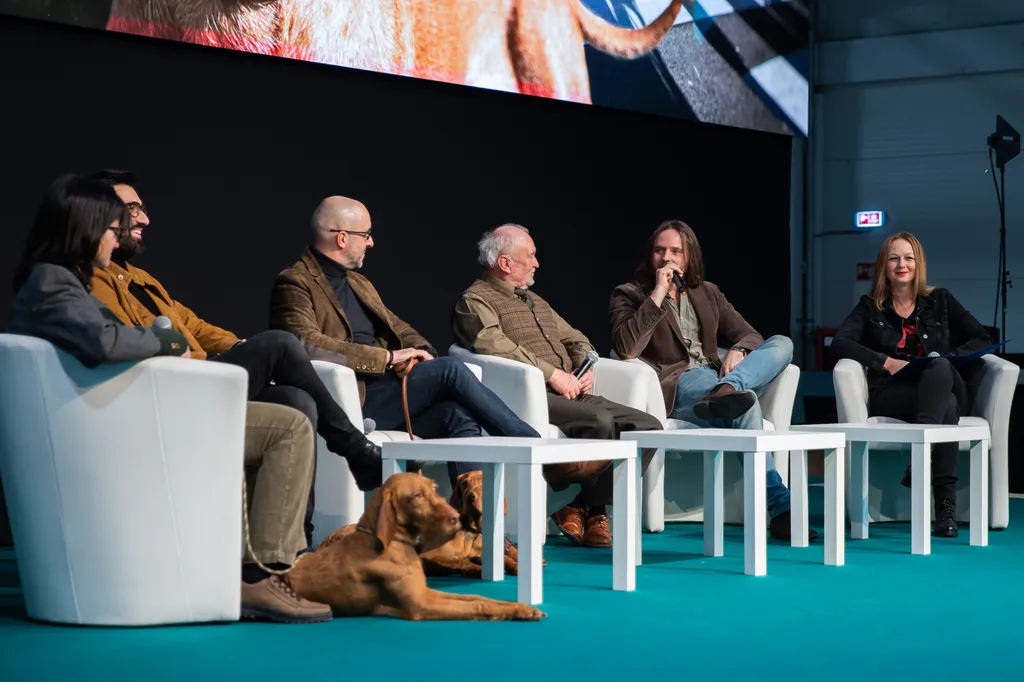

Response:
(397, 356), (419, 439)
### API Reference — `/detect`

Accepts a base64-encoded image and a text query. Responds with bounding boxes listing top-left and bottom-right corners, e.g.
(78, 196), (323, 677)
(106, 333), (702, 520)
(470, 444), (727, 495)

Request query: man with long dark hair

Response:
(609, 220), (812, 541)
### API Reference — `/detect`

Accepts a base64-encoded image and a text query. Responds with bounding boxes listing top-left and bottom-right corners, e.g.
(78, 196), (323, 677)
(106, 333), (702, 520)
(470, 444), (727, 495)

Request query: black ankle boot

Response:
(347, 440), (383, 491)
(933, 497), (958, 538)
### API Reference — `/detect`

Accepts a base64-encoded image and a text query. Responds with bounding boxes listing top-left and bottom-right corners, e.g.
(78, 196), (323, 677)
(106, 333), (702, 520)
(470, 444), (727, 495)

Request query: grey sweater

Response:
(7, 263), (188, 368)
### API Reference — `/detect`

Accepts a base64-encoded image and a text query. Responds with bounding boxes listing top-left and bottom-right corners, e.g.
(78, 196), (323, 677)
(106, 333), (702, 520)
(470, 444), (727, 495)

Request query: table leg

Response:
(824, 446), (845, 566)
(517, 463), (543, 604)
(970, 439), (989, 547)
(850, 441), (869, 540)
(635, 452), (643, 566)
(744, 451), (767, 576)
(613, 456), (637, 592)
(382, 458), (405, 481)
(703, 450), (724, 557)
(911, 442), (931, 555)
(482, 462), (505, 581)
(790, 448), (809, 548)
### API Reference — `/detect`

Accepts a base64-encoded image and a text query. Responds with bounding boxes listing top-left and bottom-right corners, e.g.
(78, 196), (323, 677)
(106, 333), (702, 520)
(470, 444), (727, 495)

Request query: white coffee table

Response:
(621, 429), (846, 576)
(792, 423), (990, 555)
(381, 437), (638, 604)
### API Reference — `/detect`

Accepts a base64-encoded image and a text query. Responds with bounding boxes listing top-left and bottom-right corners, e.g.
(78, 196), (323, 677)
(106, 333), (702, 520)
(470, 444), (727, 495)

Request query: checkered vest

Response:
(464, 279), (573, 372)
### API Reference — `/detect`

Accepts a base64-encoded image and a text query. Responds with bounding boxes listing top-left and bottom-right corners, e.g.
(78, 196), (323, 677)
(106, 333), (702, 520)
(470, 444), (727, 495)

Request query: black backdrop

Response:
(0, 15), (792, 355)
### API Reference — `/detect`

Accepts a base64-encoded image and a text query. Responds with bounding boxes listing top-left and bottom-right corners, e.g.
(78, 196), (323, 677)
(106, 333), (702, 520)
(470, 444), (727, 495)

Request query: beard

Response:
(112, 234), (144, 261)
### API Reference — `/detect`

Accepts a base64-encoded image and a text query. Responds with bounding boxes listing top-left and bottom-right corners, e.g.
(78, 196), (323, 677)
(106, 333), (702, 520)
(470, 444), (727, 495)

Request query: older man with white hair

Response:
(453, 224), (661, 548)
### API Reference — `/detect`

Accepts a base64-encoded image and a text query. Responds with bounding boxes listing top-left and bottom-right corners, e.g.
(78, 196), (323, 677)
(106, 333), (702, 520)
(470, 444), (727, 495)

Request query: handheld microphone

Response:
(573, 351), (599, 379)
(672, 273), (686, 294)
(363, 418), (376, 434)
(152, 316), (172, 330)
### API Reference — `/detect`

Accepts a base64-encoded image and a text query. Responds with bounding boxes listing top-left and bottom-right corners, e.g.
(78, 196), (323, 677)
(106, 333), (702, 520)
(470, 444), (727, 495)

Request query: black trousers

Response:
(547, 393), (661, 508)
(211, 330), (369, 547)
(868, 358), (973, 501)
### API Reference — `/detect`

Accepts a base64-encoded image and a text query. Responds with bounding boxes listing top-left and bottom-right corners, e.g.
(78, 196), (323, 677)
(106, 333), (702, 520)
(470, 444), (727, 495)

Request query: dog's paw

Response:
(517, 605), (546, 621)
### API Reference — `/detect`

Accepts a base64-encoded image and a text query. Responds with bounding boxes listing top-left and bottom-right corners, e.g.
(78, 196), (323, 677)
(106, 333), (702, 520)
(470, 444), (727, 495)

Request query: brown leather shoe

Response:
(583, 514), (612, 548)
(551, 505), (586, 545)
(241, 575), (332, 624)
(693, 384), (757, 421)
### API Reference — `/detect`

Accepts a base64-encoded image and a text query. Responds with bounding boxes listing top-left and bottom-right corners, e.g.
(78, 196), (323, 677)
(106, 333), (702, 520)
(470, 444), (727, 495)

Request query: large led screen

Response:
(2, 1), (808, 135)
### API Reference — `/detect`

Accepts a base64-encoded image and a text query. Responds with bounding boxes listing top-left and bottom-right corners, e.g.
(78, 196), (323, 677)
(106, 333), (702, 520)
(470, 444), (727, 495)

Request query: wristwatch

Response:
(730, 346), (748, 356)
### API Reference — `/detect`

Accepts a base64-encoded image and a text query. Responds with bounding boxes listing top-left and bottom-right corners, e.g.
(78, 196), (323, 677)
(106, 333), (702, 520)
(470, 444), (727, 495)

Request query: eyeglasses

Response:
(125, 202), (147, 218)
(329, 228), (373, 239)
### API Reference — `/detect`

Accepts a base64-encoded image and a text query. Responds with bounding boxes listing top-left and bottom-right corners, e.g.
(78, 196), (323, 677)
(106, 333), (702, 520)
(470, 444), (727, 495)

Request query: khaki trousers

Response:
(243, 402), (315, 567)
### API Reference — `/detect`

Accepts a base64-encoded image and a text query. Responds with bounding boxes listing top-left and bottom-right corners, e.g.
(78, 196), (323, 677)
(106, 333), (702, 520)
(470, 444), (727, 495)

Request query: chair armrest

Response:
(311, 360), (366, 428)
(592, 357), (650, 412)
(448, 345), (549, 434)
(758, 365), (800, 431)
(972, 354), (1020, 429)
(833, 359), (870, 423)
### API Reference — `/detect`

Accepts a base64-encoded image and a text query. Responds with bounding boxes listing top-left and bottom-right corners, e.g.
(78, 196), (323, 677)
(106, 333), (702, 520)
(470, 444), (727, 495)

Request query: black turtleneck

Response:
(311, 248), (377, 346)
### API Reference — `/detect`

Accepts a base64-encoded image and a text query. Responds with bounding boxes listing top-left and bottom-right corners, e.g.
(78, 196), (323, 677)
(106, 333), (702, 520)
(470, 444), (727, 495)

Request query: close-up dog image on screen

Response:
(0, 0), (808, 135)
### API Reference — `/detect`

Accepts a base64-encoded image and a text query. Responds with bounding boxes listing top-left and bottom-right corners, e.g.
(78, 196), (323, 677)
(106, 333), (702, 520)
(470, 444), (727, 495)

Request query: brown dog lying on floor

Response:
(288, 473), (544, 620)
(321, 470), (534, 578)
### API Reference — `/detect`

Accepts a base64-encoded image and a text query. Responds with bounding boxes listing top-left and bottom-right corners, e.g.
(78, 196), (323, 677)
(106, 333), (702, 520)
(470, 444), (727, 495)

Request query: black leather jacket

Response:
(831, 288), (992, 386)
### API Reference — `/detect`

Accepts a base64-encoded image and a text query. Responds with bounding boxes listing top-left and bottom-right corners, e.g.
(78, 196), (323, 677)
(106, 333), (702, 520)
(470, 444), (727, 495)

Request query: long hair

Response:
(871, 231), (934, 309)
(13, 174), (130, 292)
(633, 220), (704, 290)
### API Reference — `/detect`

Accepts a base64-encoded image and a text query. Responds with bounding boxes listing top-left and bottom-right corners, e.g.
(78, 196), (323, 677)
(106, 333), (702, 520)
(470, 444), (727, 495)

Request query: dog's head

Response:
(360, 472), (461, 553)
(449, 470), (507, 534)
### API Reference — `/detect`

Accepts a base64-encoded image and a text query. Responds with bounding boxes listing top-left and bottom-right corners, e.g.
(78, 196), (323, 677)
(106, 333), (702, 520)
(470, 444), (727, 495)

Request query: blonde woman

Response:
(831, 232), (992, 538)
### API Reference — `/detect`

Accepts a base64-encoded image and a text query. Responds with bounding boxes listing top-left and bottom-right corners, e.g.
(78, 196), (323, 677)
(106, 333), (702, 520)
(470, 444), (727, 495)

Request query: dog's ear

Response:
(376, 487), (398, 548)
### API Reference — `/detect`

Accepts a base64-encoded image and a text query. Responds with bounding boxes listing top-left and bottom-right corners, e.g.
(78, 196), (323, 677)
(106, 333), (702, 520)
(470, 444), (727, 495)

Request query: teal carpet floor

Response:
(2, 500), (1023, 681)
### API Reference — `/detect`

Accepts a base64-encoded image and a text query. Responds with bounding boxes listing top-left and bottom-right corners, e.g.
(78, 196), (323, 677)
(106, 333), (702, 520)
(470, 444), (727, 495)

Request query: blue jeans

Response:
(362, 357), (539, 485)
(669, 335), (794, 518)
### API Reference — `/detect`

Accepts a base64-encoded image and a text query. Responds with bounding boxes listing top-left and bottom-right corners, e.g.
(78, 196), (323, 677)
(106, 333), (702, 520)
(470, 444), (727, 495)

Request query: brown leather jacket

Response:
(609, 280), (763, 409)
(270, 248), (432, 403)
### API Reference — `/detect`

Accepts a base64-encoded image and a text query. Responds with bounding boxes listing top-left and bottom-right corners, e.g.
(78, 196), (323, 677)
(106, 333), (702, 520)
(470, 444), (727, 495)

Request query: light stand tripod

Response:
(988, 115), (1020, 349)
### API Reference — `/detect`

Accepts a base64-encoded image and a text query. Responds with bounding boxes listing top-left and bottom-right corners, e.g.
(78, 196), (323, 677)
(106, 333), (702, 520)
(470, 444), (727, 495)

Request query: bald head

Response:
(312, 196), (369, 241)
(312, 196), (374, 269)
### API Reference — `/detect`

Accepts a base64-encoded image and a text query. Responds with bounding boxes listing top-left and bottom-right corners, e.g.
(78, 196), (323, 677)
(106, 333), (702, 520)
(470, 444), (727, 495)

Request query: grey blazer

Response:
(7, 263), (188, 368)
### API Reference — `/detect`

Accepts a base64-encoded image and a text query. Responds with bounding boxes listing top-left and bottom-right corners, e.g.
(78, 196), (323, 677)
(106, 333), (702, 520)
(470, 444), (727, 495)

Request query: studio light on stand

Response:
(987, 115), (1020, 351)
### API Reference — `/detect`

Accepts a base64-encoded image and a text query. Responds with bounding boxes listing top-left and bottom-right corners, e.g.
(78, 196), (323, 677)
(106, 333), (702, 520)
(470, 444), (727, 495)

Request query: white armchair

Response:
(833, 355), (1018, 529)
(614, 350), (801, 529)
(308, 360), (483, 546)
(448, 344), (652, 541)
(0, 334), (248, 626)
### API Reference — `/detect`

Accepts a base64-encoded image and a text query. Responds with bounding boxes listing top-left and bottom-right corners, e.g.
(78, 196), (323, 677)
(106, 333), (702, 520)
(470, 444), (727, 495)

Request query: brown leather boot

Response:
(583, 514), (612, 548)
(241, 575), (332, 624)
(693, 384), (757, 421)
(551, 505), (586, 545)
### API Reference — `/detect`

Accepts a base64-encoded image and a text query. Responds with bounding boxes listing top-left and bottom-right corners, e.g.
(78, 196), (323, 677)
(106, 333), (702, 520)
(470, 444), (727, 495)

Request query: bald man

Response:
(270, 197), (541, 492)
(87, 171), (386, 549)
